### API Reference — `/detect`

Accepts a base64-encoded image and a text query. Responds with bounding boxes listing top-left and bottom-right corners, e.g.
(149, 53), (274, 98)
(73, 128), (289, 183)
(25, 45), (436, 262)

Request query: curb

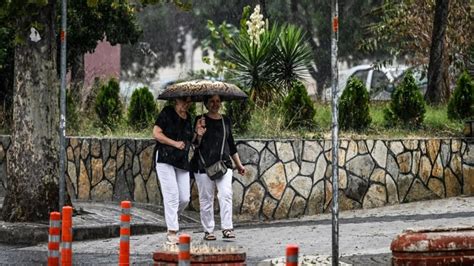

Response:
(0, 222), (169, 245)
(0, 222), (49, 245)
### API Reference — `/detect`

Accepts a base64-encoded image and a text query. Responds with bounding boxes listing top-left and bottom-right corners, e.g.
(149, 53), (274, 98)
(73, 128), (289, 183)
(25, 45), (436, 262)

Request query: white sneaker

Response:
(166, 233), (179, 245)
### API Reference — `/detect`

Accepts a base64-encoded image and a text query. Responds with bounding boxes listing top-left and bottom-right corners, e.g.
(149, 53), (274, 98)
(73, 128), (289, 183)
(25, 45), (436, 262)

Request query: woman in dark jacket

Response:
(153, 96), (204, 244)
(193, 94), (246, 241)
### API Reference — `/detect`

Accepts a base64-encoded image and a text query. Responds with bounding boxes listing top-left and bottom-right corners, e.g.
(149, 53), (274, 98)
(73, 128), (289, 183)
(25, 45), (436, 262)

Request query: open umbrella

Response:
(158, 79), (248, 101)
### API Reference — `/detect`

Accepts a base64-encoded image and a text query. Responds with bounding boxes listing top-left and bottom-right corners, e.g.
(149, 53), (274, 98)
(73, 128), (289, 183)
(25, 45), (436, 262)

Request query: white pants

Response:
(194, 169), (233, 233)
(156, 162), (190, 231)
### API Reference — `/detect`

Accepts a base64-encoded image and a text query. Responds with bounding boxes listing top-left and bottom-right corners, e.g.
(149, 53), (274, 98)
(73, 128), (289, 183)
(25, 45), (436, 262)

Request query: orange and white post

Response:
(178, 234), (191, 266)
(286, 244), (298, 266)
(61, 206), (73, 266)
(47, 212), (61, 266)
(119, 201), (131, 265)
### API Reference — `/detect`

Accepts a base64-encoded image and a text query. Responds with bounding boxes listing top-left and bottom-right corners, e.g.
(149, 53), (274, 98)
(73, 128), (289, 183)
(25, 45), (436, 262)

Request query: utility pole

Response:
(330, 0), (340, 265)
(59, 0), (67, 210)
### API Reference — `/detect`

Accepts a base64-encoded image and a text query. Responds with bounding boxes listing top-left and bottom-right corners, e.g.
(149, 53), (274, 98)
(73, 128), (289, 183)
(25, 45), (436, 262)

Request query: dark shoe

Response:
(204, 232), (216, 241)
(222, 229), (235, 239)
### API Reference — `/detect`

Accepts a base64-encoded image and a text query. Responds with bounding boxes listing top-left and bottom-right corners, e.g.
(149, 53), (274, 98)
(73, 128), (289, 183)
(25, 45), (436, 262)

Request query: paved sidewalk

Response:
(0, 199), (201, 244)
(0, 196), (473, 265)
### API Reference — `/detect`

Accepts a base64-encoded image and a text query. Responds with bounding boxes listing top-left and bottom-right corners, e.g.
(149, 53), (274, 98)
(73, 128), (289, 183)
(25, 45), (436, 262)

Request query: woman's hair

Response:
(203, 95), (211, 105)
(203, 95), (221, 109)
(176, 96), (191, 103)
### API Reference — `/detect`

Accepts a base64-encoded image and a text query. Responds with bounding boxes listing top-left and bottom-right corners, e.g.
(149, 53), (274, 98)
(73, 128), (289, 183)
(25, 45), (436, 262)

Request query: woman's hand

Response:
(174, 140), (186, 150)
(231, 153), (246, 175)
(154, 125), (185, 150)
(195, 117), (207, 136)
(198, 117), (206, 128)
(236, 164), (246, 175)
(196, 126), (206, 136)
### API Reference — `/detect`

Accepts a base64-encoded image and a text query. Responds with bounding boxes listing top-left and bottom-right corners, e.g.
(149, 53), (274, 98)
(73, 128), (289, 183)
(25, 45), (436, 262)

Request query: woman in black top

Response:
(153, 96), (204, 245)
(193, 94), (246, 240)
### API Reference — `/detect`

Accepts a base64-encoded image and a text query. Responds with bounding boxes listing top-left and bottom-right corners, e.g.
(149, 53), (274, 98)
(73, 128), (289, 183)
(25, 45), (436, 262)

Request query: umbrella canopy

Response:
(158, 79), (248, 101)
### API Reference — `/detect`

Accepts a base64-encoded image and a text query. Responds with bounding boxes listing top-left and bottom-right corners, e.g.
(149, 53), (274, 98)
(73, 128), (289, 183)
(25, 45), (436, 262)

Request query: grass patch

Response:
(0, 102), (465, 139)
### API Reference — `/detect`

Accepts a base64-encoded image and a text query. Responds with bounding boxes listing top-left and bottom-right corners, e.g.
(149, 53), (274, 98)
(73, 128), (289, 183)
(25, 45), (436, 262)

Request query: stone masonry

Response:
(0, 135), (472, 221)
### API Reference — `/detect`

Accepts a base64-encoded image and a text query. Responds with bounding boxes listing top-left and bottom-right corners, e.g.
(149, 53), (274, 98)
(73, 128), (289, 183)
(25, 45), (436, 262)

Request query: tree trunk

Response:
(426, 0), (449, 104)
(289, 0), (331, 100)
(71, 53), (85, 110)
(2, 2), (60, 222)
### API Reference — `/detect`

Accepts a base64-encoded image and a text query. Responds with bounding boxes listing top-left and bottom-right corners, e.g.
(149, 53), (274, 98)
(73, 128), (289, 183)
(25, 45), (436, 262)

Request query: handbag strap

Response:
(199, 116), (226, 165)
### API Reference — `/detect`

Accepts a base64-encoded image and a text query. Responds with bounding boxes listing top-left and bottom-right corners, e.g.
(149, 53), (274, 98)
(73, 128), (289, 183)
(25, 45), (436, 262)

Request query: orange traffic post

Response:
(286, 244), (298, 266)
(178, 234), (191, 266)
(47, 212), (61, 266)
(119, 201), (132, 266)
(61, 206), (73, 266)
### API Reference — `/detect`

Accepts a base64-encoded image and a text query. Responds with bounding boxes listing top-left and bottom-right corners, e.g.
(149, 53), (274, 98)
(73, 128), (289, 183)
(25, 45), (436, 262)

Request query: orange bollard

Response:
(178, 234), (191, 266)
(61, 206), (73, 266)
(47, 212), (61, 266)
(286, 244), (298, 266)
(119, 201), (132, 266)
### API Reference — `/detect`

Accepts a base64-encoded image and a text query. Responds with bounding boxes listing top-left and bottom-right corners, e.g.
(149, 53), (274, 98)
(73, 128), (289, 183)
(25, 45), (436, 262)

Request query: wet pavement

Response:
(0, 196), (473, 265)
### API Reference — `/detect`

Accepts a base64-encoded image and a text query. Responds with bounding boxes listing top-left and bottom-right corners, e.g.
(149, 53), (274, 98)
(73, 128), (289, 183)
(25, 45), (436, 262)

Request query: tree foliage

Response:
(267, 0), (386, 97)
(67, 0), (142, 68)
(362, 0), (473, 102)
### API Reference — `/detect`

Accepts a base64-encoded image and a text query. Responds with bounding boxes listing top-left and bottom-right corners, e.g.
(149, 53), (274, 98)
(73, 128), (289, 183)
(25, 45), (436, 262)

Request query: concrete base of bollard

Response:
(153, 250), (246, 265)
(391, 226), (474, 265)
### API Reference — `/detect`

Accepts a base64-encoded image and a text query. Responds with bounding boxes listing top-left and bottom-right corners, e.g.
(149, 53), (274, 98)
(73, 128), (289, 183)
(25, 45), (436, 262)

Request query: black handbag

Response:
(199, 117), (227, 180)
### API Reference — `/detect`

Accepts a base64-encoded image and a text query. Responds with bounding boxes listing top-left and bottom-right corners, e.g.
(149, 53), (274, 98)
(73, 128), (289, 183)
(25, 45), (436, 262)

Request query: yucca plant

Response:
(228, 5), (280, 104)
(230, 25), (279, 104)
(272, 24), (313, 92)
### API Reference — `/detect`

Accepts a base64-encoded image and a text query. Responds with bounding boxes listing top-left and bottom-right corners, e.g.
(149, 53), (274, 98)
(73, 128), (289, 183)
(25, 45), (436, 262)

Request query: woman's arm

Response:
(226, 117), (245, 174)
(153, 125), (185, 150)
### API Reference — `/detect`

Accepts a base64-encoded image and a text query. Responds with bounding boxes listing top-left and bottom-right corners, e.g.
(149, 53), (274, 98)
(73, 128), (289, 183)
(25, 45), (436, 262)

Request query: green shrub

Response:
(447, 71), (474, 120)
(95, 78), (123, 129)
(225, 96), (254, 134)
(384, 70), (426, 127)
(282, 80), (316, 129)
(128, 87), (157, 130)
(338, 77), (372, 131)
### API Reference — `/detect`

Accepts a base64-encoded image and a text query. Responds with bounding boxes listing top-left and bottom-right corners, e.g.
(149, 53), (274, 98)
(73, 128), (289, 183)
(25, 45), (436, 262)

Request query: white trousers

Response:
(194, 169), (233, 233)
(155, 162), (190, 231)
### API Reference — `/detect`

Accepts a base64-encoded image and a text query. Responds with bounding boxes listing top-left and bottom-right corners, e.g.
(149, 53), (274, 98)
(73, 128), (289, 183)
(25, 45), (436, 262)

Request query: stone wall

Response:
(0, 135), (472, 220)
